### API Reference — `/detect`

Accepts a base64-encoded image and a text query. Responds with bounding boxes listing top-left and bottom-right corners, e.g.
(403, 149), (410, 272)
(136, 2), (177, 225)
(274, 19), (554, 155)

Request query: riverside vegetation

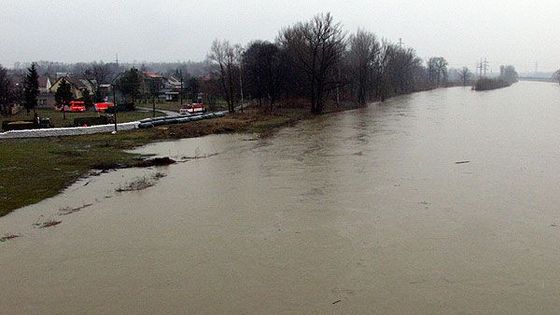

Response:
(474, 65), (519, 91)
(0, 12), (484, 216)
(0, 107), (313, 216)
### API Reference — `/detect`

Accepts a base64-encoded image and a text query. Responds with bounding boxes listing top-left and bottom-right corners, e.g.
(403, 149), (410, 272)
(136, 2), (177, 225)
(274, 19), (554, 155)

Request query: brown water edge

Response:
(2, 82), (560, 314)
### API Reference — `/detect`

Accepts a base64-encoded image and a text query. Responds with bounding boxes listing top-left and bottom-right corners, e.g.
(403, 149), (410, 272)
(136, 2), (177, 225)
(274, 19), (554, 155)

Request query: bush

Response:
(105, 102), (135, 113)
(2, 120), (35, 131)
(37, 118), (52, 128)
(474, 78), (511, 91)
(73, 116), (109, 127)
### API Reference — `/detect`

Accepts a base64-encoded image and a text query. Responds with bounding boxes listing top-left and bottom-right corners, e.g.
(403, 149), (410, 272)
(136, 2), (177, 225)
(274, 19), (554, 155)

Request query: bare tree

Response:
(427, 57), (448, 87)
(279, 12), (346, 114)
(243, 41), (286, 111)
(346, 29), (380, 104)
(207, 39), (237, 113)
(84, 62), (114, 101)
(0, 65), (15, 115)
(458, 67), (472, 86)
(553, 69), (560, 85)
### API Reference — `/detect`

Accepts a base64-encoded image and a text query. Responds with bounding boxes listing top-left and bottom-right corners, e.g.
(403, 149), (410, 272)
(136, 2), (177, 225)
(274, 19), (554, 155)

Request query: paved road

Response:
(136, 107), (180, 117)
(0, 122), (140, 139)
(0, 105), (244, 139)
(0, 107), (179, 139)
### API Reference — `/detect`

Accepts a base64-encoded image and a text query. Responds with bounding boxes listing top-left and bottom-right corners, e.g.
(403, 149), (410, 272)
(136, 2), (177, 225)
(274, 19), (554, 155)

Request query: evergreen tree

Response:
(23, 63), (39, 115)
(55, 78), (73, 119)
(81, 88), (94, 109)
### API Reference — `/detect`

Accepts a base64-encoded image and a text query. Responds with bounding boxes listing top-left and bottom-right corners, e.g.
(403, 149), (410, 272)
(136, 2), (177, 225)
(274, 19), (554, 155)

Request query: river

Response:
(2, 81), (560, 314)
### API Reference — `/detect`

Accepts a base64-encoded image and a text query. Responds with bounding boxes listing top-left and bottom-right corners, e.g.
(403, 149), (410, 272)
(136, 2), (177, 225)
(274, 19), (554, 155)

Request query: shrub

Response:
(73, 116), (109, 127)
(105, 102), (135, 113)
(474, 78), (511, 91)
(2, 120), (35, 131)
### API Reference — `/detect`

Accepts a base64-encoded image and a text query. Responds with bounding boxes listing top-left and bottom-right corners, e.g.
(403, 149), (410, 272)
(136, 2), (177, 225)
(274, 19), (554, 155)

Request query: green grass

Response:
(0, 130), (157, 217)
(0, 108), (311, 217)
(1, 109), (164, 128)
(140, 100), (230, 112)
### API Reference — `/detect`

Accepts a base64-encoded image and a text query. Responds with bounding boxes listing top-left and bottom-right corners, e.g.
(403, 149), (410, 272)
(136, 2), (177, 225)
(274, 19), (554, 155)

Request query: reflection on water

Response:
(2, 82), (560, 314)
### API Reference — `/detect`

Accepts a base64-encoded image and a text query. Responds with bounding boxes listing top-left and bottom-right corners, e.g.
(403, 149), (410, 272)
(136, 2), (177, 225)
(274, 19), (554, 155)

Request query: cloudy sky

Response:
(1, 0), (559, 72)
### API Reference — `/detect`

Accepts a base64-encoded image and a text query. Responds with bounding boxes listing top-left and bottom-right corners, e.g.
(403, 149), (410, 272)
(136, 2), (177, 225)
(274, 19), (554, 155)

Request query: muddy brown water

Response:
(2, 81), (560, 314)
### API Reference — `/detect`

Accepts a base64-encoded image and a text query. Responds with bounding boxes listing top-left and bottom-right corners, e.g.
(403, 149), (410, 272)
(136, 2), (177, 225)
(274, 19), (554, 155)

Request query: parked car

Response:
(69, 101), (86, 112)
(94, 102), (114, 112)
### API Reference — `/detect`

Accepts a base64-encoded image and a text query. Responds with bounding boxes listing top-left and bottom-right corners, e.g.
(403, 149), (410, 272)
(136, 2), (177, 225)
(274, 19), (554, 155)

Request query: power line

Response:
(477, 58), (489, 77)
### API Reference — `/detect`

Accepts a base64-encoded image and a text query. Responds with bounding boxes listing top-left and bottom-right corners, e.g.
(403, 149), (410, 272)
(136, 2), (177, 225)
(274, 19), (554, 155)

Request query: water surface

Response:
(2, 81), (560, 314)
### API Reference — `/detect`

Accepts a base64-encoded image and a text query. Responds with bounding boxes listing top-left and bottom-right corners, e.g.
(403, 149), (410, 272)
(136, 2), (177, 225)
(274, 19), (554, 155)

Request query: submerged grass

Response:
(0, 107), (315, 217)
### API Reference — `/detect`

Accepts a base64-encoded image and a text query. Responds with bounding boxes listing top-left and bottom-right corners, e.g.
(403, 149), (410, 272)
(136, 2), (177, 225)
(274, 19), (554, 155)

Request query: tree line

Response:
(206, 13), (453, 114)
(2, 13), (465, 116)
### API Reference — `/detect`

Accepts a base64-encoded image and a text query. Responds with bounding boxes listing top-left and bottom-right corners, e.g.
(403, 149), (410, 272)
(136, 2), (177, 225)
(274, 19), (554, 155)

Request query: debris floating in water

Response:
(0, 234), (20, 242)
(34, 220), (62, 229)
(58, 203), (93, 216)
(455, 160), (470, 164)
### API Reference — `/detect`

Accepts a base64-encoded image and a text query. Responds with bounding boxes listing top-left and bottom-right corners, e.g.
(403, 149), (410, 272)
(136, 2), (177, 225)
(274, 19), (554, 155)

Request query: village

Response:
(0, 64), (215, 132)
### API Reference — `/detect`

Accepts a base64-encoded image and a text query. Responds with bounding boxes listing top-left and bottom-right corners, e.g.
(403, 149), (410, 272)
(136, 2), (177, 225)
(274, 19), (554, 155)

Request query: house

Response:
(37, 76), (55, 108)
(141, 72), (165, 97)
(140, 72), (181, 102)
(49, 76), (95, 100)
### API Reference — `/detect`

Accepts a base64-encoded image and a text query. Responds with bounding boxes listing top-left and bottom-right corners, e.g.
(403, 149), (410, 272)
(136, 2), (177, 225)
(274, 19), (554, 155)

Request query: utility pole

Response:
(152, 95), (156, 117)
(535, 61), (539, 76)
(112, 84), (118, 133)
(477, 58), (490, 78)
(180, 70), (184, 107)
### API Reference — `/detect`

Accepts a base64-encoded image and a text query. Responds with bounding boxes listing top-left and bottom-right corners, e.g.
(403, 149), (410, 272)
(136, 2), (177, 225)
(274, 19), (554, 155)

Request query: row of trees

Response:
(2, 13), (460, 116)
(0, 63), (41, 115)
(207, 13), (451, 114)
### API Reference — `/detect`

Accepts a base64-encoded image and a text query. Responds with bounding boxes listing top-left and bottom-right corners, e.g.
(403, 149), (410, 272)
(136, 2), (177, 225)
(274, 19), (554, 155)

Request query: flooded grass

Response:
(33, 219), (62, 229)
(0, 233), (20, 242)
(58, 203), (93, 216)
(0, 108), (312, 217)
(116, 176), (156, 192)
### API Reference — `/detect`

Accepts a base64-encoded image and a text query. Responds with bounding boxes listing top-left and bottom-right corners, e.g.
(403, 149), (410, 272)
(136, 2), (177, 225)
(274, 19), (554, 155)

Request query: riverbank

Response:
(4, 82), (560, 314)
(0, 107), (317, 216)
(0, 108), (163, 128)
(474, 78), (514, 91)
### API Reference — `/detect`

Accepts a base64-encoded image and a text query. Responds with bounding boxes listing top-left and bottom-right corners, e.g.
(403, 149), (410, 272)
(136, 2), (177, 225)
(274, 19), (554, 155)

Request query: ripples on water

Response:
(2, 82), (560, 314)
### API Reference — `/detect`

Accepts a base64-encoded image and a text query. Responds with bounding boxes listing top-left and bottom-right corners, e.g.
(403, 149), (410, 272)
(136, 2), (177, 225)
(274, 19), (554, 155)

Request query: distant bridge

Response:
(519, 77), (556, 83)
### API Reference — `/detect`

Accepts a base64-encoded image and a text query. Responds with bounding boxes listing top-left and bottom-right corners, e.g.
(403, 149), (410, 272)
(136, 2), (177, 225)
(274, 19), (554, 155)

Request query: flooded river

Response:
(2, 81), (560, 314)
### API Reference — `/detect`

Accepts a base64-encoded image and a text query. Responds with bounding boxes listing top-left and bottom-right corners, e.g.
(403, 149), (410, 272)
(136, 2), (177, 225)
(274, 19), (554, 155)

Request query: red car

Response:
(69, 101), (86, 112)
(94, 102), (114, 112)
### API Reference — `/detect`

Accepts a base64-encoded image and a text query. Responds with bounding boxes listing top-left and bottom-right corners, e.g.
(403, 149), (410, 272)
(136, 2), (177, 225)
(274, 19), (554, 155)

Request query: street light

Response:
(110, 71), (126, 133)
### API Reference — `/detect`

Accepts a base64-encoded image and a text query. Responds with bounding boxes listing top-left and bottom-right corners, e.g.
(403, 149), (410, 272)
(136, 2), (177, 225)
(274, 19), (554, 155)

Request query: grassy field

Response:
(0, 131), (156, 217)
(138, 100), (230, 113)
(1, 109), (164, 128)
(0, 108), (311, 217)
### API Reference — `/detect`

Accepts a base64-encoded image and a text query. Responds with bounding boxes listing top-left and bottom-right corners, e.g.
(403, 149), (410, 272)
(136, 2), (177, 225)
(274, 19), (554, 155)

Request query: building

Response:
(49, 76), (96, 100)
(141, 72), (183, 102)
(37, 76), (55, 108)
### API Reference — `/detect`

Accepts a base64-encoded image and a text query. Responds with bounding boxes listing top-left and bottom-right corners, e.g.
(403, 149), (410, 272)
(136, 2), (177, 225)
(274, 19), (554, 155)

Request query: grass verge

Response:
(0, 109), (164, 128)
(0, 107), (313, 217)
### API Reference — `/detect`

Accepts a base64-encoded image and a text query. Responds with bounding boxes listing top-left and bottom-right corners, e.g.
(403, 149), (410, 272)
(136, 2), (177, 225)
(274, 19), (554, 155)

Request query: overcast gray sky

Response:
(1, 0), (559, 72)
